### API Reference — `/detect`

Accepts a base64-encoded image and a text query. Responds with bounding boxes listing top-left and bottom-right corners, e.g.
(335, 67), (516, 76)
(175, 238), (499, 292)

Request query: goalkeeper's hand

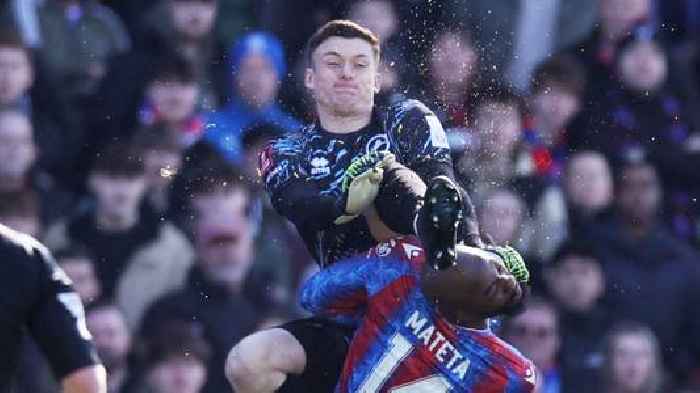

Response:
(335, 151), (396, 225)
(484, 245), (529, 283)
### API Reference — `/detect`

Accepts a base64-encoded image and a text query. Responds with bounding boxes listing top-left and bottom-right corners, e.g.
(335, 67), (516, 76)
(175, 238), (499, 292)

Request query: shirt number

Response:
(359, 333), (451, 392)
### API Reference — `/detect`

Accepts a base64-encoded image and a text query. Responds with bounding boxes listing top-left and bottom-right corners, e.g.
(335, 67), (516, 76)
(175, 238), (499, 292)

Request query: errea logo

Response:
(310, 156), (330, 177)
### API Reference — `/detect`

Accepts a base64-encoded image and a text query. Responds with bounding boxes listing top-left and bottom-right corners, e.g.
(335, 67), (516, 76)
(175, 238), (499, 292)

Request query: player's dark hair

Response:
(131, 124), (183, 154)
(530, 55), (586, 97)
(143, 321), (212, 366)
(611, 146), (655, 189)
(91, 142), (145, 177)
(549, 239), (600, 267)
(149, 52), (197, 84)
(241, 122), (285, 151)
(501, 296), (558, 331)
(472, 83), (523, 115)
(54, 243), (94, 262)
(305, 19), (380, 67)
(0, 190), (39, 219)
(185, 164), (252, 197)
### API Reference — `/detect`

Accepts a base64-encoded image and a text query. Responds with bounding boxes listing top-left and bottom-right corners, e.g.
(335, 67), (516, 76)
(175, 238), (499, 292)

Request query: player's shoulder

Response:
(0, 224), (44, 260)
(0, 224), (53, 275)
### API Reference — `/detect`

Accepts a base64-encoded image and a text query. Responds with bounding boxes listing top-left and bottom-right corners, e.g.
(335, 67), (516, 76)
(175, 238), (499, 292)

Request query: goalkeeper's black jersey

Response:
(0, 225), (99, 392)
(261, 99), (452, 266)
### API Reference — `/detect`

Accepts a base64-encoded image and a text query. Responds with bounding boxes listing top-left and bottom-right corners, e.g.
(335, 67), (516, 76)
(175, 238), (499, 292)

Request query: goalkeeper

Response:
(227, 20), (484, 393)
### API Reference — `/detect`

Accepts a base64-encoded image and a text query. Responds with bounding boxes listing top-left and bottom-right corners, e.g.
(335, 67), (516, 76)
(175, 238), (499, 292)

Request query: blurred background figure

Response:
(86, 302), (133, 393)
(600, 322), (665, 393)
(420, 29), (480, 130)
(139, 165), (287, 393)
(204, 31), (301, 164)
(530, 150), (614, 261)
(44, 143), (194, 330)
(544, 241), (610, 392)
(138, 322), (210, 393)
(501, 297), (562, 393)
(56, 245), (102, 306)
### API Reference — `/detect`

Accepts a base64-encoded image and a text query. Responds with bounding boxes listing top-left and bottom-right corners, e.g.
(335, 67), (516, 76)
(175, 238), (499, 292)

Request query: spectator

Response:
(450, 0), (597, 88)
(139, 167), (271, 393)
(593, 156), (700, 382)
(239, 122), (284, 183)
(204, 31), (302, 164)
(86, 302), (133, 393)
(79, 54), (205, 186)
(502, 297), (561, 393)
(477, 187), (529, 251)
(90, 0), (227, 153)
(455, 85), (526, 199)
(531, 151), (614, 261)
(347, 0), (405, 106)
(44, 143), (194, 330)
(0, 109), (75, 224)
(0, 189), (42, 238)
(132, 128), (185, 217)
(138, 57), (206, 149)
(34, 0), (130, 100)
(569, 34), (700, 245)
(501, 297), (562, 393)
(600, 321), (665, 393)
(139, 322), (210, 393)
(522, 56), (587, 189)
(0, 29), (81, 184)
(421, 29), (480, 130)
(564, 0), (652, 99)
(545, 240), (611, 393)
(56, 245), (102, 306)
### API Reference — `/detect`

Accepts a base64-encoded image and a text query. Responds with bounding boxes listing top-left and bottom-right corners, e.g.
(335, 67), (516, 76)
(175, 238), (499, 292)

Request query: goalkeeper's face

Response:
(306, 37), (380, 119)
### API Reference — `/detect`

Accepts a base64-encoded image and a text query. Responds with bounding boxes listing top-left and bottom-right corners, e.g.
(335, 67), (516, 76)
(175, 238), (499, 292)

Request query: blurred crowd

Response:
(1, 0), (700, 392)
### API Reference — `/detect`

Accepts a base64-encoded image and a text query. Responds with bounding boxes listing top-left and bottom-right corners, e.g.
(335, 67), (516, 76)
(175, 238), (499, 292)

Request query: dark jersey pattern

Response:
(261, 99), (452, 266)
(0, 224), (98, 391)
(301, 236), (536, 393)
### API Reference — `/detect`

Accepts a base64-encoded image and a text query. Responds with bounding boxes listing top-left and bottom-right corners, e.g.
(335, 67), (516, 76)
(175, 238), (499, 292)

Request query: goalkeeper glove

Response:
(335, 151), (395, 225)
(485, 246), (530, 283)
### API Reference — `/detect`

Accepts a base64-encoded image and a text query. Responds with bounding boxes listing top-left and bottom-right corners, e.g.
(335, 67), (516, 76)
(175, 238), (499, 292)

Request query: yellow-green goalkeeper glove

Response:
(485, 246), (530, 283)
(334, 151), (396, 225)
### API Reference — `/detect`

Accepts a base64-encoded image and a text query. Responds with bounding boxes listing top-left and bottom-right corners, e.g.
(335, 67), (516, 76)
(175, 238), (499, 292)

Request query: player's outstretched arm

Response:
(300, 256), (373, 317)
(61, 365), (107, 393)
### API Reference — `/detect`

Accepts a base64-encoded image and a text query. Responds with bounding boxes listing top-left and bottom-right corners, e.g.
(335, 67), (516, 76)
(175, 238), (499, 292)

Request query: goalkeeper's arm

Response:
(271, 151), (394, 230)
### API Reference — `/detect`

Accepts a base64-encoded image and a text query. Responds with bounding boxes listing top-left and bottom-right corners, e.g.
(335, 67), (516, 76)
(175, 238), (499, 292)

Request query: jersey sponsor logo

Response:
(426, 115), (449, 149)
(405, 310), (470, 380)
(310, 155), (331, 178)
(366, 133), (390, 155)
(259, 145), (274, 177)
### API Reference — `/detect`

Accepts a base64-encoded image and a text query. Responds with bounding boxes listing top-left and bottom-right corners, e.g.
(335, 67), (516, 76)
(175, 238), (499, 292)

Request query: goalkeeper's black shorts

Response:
(277, 317), (355, 393)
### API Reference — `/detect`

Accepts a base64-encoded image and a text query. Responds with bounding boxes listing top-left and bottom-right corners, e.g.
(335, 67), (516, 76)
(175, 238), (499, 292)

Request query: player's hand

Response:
(335, 151), (396, 225)
(485, 246), (529, 283)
